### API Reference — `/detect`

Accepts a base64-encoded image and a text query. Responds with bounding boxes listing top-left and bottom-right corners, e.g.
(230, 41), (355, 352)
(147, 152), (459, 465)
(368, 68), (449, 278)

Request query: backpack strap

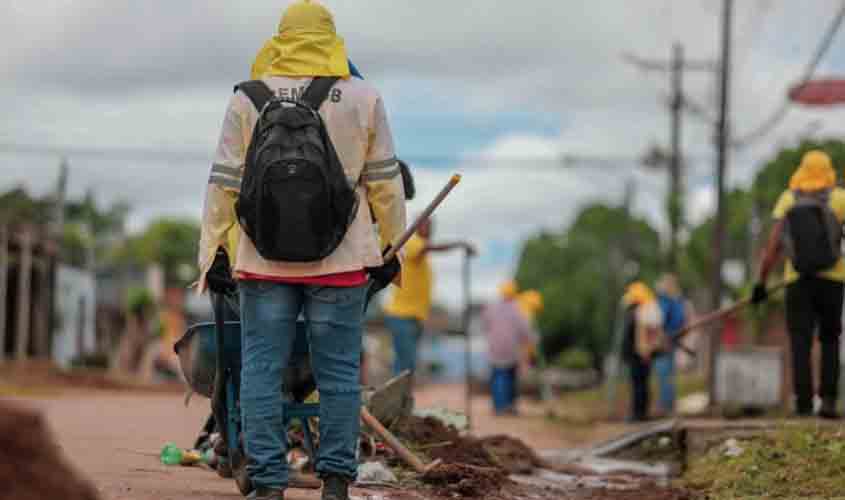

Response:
(234, 80), (275, 113)
(301, 77), (341, 110)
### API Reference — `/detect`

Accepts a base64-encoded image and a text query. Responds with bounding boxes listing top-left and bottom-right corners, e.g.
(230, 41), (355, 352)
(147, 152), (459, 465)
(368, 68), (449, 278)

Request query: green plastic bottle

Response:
(160, 443), (183, 466)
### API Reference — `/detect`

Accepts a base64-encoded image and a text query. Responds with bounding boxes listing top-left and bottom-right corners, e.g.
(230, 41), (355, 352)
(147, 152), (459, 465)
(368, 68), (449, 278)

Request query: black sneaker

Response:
(248, 487), (285, 500)
(819, 400), (841, 420)
(321, 474), (351, 500)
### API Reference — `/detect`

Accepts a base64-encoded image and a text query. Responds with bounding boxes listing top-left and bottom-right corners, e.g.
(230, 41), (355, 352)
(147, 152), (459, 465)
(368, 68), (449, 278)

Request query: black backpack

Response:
(782, 189), (843, 275)
(234, 78), (359, 262)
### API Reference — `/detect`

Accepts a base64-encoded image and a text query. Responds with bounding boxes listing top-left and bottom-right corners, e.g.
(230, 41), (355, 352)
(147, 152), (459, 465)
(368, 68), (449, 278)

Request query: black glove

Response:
(365, 246), (401, 309)
(751, 282), (769, 305)
(207, 249), (236, 295)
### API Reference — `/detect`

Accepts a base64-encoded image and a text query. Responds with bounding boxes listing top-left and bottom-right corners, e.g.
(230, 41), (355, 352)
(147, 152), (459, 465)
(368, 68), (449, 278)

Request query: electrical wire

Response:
(734, 0), (845, 148)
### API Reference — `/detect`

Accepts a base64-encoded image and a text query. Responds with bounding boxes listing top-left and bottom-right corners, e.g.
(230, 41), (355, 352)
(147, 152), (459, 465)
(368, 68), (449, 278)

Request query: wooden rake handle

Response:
(383, 174), (462, 262)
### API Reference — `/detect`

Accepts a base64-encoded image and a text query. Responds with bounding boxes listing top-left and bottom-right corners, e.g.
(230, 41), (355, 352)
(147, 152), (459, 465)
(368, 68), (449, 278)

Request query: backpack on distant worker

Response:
(782, 189), (843, 275)
(234, 77), (359, 263)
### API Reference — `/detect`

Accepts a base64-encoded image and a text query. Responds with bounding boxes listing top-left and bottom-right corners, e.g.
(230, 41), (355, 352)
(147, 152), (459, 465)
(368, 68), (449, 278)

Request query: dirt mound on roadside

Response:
(480, 434), (548, 474)
(421, 463), (508, 498)
(0, 403), (100, 500)
(392, 416), (500, 469)
(428, 436), (500, 469)
(392, 415), (460, 445)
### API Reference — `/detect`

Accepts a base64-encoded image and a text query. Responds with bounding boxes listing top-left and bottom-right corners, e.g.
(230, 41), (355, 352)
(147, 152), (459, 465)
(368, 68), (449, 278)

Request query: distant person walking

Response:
(654, 274), (689, 416)
(382, 218), (474, 377)
(622, 282), (664, 422)
(753, 150), (845, 419)
(481, 281), (538, 416)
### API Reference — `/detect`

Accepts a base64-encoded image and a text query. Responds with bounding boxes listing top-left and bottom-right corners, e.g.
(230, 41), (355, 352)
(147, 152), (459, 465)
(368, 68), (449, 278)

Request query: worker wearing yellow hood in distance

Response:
(621, 281), (664, 422)
(753, 149), (845, 419)
(481, 282), (538, 415)
(197, 1), (407, 497)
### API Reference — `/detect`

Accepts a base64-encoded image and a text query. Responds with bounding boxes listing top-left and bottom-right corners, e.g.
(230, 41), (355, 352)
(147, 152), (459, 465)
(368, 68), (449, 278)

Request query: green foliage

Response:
(115, 218), (200, 287)
(554, 348), (593, 371)
(515, 203), (662, 365)
(126, 287), (156, 317)
(0, 188), (53, 224)
(685, 426), (845, 499)
(681, 188), (754, 297)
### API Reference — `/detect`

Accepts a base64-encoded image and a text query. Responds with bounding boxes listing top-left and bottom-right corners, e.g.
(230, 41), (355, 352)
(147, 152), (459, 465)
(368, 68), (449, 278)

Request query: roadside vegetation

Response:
(685, 424), (845, 499)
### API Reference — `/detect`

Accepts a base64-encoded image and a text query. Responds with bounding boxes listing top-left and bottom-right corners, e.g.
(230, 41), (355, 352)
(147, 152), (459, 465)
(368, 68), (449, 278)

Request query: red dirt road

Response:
(8, 386), (629, 500)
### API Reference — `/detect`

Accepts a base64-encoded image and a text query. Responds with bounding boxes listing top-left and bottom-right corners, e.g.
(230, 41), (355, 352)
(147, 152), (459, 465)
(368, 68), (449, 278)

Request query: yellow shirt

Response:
(383, 235), (432, 321)
(772, 187), (845, 283)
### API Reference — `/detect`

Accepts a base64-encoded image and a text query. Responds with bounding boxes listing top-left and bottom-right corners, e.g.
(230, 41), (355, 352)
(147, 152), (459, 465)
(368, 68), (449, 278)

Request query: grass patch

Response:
(548, 372), (708, 423)
(685, 424), (845, 499)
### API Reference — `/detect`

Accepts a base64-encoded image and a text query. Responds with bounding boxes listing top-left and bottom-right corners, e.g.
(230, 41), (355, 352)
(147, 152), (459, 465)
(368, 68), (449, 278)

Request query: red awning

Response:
(789, 78), (845, 106)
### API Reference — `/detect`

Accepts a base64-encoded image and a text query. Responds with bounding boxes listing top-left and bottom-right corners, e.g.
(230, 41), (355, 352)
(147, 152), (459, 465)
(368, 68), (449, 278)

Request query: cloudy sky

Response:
(3, 0), (845, 307)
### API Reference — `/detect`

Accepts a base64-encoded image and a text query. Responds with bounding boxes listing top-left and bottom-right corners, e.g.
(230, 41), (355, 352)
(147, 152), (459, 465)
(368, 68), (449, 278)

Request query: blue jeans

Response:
(239, 281), (365, 490)
(653, 351), (676, 413)
(490, 365), (518, 414)
(384, 315), (422, 376)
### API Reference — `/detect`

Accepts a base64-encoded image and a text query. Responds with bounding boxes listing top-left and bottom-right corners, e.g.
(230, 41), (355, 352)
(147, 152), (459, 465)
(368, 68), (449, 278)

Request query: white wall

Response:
(52, 265), (97, 367)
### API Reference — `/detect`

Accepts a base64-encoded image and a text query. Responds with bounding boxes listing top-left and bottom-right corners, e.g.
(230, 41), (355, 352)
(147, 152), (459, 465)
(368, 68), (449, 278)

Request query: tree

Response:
(0, 188), (52, 224)
(114, 218), (200, 287)
(515, 203), (662, 368)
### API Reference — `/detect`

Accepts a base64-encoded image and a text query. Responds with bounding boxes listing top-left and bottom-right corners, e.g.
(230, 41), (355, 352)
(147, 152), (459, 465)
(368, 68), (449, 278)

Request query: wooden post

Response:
(0, 223), (7, 362)
(15, 228), (33, 360)
(31, 258), (49, 358)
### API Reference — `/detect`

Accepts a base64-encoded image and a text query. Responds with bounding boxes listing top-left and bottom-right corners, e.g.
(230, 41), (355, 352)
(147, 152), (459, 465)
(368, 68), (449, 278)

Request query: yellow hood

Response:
(789, 150), (836, 192)
(499, 281), (519, 300)
(251, 0), (350, 79)
(623, 282), (656, 306)
(517, 290), (544, 319)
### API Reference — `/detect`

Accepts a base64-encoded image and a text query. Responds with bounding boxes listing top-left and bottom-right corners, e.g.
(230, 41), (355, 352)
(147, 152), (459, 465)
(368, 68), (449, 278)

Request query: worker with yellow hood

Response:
(481, 281), (538, 415)
(621, 281), (664, 422)
(753, 150), (845, 419)
(197, 2), (406, 499)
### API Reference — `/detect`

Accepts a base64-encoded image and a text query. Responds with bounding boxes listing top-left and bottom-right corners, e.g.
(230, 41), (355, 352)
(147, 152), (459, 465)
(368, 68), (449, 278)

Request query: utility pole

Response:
(624, 45), (715, 273)
(709, 0), (734, 406)
(51, 158), (68, 239)
(669, 43), (684, 272)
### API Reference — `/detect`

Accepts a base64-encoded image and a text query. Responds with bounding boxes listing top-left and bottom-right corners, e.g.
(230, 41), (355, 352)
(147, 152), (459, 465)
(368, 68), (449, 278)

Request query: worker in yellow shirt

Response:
(516, 289), (543, 364)
(753, 150), (845, 419)
(383, 218), (475, 376)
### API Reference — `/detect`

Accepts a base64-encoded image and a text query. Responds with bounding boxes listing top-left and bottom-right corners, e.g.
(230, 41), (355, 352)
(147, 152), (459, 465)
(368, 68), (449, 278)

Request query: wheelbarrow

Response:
(174, 290), (320, 495)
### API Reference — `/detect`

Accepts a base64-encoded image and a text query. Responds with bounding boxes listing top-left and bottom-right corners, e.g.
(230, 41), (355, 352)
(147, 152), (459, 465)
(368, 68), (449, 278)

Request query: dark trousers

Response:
(785, 277), (845, 412)
(628, 355), (651, 420)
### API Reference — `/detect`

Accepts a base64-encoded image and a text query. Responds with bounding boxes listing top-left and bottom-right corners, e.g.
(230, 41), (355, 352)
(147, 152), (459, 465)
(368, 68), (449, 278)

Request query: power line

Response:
(734, 0), (845, 148)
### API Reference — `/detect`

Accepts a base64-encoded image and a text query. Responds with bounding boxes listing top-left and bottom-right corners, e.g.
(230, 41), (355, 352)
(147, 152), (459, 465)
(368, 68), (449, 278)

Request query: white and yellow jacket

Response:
(197, 76), (406, 291)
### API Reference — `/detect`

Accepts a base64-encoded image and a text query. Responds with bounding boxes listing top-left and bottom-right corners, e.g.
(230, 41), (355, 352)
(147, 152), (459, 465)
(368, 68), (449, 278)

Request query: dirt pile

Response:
(0, 402), (100, 500)
(421, 463), (508, 498)
(392, 417), (552, 475)
(479, 435), (548, 474)
(392, 416), (499, 469)
(392, 415), (459, 444)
